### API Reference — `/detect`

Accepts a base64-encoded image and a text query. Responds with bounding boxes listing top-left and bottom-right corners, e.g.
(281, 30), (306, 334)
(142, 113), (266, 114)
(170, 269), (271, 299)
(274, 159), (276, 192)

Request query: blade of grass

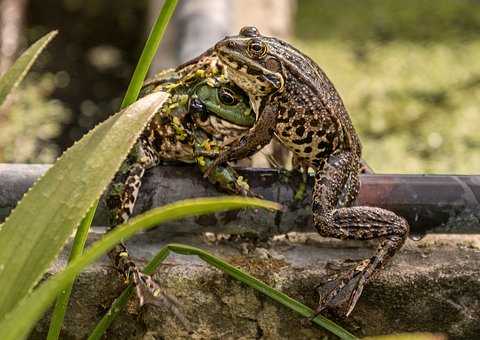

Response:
(87, 285), (134, 340)
(46, 1), (179, 337)
(46, 201), (98, 340)
(170, 244), (358, 340)
(0, 197), (280, 340)
(364, 333), (446, 340)
(121, 0), (178, 109)
(0, 31), (57, 108)
(88, 243), (357, 340)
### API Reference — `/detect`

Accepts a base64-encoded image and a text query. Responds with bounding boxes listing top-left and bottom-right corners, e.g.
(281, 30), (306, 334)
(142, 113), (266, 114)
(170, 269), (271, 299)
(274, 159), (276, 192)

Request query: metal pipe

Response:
(0, 163), (479, 236)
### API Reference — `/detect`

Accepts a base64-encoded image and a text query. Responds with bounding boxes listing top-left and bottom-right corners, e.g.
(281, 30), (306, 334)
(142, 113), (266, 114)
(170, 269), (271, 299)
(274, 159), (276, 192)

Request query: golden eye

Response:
(218, 87), (239, 106)
(247, 39), (267, 58)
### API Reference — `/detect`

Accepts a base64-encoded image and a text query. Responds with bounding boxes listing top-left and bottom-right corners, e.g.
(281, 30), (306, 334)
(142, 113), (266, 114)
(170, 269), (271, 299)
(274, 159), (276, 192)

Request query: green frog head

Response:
(190, 79), (254, 127)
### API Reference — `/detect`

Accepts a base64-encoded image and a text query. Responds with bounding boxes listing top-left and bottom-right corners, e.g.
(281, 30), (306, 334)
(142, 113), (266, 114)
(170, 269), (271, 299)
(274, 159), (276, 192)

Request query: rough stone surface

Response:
(29, 233), (480, 340)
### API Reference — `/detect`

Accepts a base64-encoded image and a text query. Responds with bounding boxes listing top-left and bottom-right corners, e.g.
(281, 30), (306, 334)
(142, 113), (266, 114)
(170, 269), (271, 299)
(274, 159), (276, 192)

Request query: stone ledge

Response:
(30, 233), (480, 340)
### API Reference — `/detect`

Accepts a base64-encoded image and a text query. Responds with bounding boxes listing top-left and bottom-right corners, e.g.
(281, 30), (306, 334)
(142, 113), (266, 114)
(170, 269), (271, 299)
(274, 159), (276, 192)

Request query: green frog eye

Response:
(218, 87), (239, 106)
(247, 39), (267, 59)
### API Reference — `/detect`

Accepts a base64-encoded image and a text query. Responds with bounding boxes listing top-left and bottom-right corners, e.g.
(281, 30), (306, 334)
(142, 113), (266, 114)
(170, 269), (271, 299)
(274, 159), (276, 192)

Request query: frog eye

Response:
(218, 87), (239, 106)
(240, 26), (260, 37)
(247, 39), (267, 58)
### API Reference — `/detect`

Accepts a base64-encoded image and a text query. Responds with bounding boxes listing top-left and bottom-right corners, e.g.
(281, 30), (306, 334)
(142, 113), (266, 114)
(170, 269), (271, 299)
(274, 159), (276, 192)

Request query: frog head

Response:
(189, 79), (254, 127)
(214, 26), (287, 97)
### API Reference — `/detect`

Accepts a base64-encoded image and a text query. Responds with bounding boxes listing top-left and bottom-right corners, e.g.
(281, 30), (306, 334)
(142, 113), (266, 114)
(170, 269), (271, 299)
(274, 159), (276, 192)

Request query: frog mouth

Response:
(216, 48), (265, 77)
(216, 51), (284, 96)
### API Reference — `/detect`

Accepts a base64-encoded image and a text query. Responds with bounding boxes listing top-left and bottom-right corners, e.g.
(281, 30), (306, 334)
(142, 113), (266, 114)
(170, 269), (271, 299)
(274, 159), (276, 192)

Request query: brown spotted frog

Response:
(205, 26), (409, 317)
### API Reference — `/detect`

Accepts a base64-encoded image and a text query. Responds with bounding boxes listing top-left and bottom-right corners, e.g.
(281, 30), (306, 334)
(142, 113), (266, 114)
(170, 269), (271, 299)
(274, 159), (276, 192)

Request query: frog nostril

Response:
(227, 40), (237, 49)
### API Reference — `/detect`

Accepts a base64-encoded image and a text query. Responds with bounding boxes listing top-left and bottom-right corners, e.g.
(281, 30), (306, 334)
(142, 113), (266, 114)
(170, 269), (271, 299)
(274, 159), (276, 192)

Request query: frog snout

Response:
(215, 39), (237, 52)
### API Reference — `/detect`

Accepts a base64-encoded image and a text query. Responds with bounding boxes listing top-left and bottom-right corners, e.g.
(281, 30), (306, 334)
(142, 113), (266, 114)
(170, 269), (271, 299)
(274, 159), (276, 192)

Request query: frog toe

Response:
(314, 260), (368, 317)
(132, 271), (190, 330)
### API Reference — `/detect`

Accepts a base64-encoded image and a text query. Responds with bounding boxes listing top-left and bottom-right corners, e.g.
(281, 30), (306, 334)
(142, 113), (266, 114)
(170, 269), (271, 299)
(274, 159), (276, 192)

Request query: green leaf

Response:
(0, 197), (281, 340)
(121, 0), (178, 108)
(364, 333), (445, 340)
(47, 2), (179, 337)
(0, 91), (169, 319)
(46, 1), (178, 336)
(46, 202), (98, 340)
(0, 31), (57, 108)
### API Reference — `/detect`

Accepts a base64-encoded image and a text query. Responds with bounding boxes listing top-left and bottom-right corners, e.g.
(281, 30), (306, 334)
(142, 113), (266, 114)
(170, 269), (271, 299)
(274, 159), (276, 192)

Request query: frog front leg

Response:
(194, 131), (256, 197)
(312, 150), (409, 317)
(202, 103), (278, 178)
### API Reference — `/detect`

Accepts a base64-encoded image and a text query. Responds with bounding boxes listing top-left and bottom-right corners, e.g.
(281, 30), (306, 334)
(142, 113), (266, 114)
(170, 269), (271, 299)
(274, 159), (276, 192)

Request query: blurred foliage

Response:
(296, 0), (480, 173)
(1, 0), (478, 174)
(296, 0), (480, 43)
(26, 0), (149, 149)
(0, 73), (70, 163)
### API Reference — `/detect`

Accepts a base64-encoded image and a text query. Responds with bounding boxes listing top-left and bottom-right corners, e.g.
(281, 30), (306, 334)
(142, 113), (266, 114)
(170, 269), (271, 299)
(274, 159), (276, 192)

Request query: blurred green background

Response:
(1, 0), (479, 174)
(296, 0), (480, 173)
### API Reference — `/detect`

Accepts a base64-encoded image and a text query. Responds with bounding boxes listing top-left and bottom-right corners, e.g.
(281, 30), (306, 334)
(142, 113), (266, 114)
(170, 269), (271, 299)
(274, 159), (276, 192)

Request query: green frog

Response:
(106, 55), (255, 308)
(204, 27), (409, 317)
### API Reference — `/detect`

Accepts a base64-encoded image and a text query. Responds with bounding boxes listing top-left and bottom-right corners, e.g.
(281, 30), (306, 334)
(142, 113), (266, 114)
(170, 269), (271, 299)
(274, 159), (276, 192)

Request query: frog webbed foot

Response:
(197, 149), (262, 198)
(201, 147), (234, 179)
(131, 270), (191, 331)
(109, 244), (190, 331)
(206, 163), (261, 198)
(314, 259), (369, 318)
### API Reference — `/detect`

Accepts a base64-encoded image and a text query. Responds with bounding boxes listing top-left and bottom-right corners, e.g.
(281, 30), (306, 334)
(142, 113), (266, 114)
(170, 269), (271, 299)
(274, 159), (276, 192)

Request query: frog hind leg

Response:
(105, 142), (189, 328)
(312, 151), (409, 317)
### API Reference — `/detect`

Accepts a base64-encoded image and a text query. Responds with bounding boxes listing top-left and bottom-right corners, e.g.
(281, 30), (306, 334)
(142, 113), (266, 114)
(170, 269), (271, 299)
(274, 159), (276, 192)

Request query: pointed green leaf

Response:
(0, 91), (169, 318)
(0, 31), (57, 108)
(0, 197), (281, 339)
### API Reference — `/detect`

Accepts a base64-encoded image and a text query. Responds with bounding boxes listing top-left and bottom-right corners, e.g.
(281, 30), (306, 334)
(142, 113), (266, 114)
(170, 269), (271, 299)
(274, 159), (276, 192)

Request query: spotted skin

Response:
(205, 26), (409, 317)
(105, 56), (255, 313)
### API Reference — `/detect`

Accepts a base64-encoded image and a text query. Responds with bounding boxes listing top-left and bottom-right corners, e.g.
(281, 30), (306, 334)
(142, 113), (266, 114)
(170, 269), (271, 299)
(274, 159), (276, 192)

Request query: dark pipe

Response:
(0, 164), (479, 236)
